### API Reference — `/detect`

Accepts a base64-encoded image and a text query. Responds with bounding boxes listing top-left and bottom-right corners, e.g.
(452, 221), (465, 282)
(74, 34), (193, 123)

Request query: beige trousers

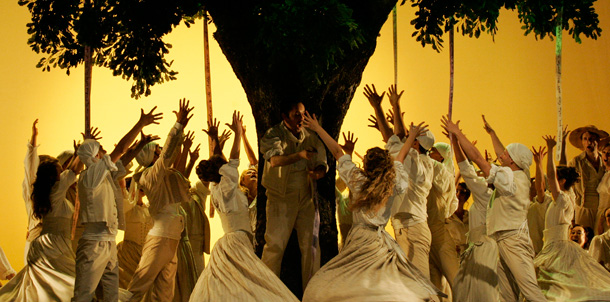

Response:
(495, 229), (547, 302)
(394, 221), (432, 279)
(429, 232), (459, 301)
(73, 239), (119, 302)
(261, 184), (316, 290)
(127, 235), (179, 302)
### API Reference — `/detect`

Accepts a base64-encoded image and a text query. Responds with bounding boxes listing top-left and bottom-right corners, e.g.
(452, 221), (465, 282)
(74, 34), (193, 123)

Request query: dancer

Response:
(596, 137), (610, 234)
(22, 119), (43, 263)
(0, 132), (83, 301)
(238, 122), (259, 234)
(534, 136), (610, 301)
(189, 111), (298, 302)
(590, 207), (610, 272)
(450, 133), (499, 302)
(126, 99), (192, 301)
(442, 115), (546, 302)
(446, 182), (469, 255)
(302, 112), (442, 302)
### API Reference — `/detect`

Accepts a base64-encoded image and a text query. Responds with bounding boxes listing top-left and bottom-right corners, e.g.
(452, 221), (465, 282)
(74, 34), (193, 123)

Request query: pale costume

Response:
(590, 230), (610, 272)
(22, 141), (42, 263)
(260, 122), (327, 288)
(527, 193), (552, 255)
(569, 152), (605, 230)
(127, 122), (189, 302)
(56, 150), (83, 254)
(597, 171), (610, 234)
(452, 160), (499, 302)
(0, 245), (16, 286)
(74, 140), (126, 302)
(185, 180), (211, 276)
(0, 170), (77, 301)
(446, 212), (468, 255)
(487, 144), (547, 302)
(172, 207), (198, 302)
(427, 160), (459, 299)
(189, 159), (299, 302)
(303, 155), (442, 302)
(335, 185), (353, 248)
(534, 190), (610, 301)
(117, 194), (153, 289)
(386, 134), (434, 279)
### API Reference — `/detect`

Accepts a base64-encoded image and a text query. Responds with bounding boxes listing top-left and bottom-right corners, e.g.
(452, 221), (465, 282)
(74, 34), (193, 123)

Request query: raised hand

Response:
(218, 129), (231, 149)
(543, 135), (557, 149)
(340, 131), (358, 155)
(203, 118), (220, 139)
(138, 106), (163, 127)
(183, 131), (195, 148)
(190, 144), (201, 162)
(363, 84), (385, 108)
(531, 146), (547, 164)
(82, 127), (102, 141)
(440, 115), (461, 135)
(408, 122), (429, 139)
(482, 115), (495, 134)
(387, 84), (404, 108)
(368, 115), (380, 130)
(141, 131), (160, 145)
(562, 125), (570, 142)
(303, 111), (322, 133)
(226, 110), (244, 135)
(174, 98), (194, 127)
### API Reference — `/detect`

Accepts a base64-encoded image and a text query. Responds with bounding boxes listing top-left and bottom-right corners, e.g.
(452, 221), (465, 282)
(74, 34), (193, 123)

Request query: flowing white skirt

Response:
(535, 237), (610, 301)
(0, 233), (75, 301)
(188, 230), (298, 302)
(303, 225), (441, 302)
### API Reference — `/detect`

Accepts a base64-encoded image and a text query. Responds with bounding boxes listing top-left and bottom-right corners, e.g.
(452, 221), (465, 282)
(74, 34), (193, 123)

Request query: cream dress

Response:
(302, 155), (442, 302)
(0, 170), (77, 301)
(117, 199), (153, 289)
(188, 159), (298, 302)
(534, 190), (610, 301)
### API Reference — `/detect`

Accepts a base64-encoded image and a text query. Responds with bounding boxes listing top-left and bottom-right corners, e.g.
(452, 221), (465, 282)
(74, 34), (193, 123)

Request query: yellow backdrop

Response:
(1, 2), (609, 272)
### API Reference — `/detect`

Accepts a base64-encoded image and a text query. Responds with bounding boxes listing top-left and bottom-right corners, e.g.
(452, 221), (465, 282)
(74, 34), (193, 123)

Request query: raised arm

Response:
(185, 144), (200, 178)
(109, 106), (163, 163)
(121, 132), (160, 166)
(364, 84), (392, 142)
(532, 146), (547, 203)
(442, 115), (491, 176)
(559, 125), (570, 166)
(388, 85), (406, 139)
(482, 115), (505, 159)
(203, 118), (223, 157)
(303, 111), (344, 161)
(175, 131), (194, 174)
(225, 111), (243, 160)
(396, 122), (428, 163)
(544, 135), (561, 200)
(241, 124), (258, 166)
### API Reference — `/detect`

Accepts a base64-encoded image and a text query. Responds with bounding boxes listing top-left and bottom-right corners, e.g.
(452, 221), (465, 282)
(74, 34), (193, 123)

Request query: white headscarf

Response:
(136, 142), (159, 168)
(56, 150), (74, 167)
(506, 143), (532, 176)
(434, 142), (454, 175)
(77, 139), (100, 167)
(417, 130), (435, 151)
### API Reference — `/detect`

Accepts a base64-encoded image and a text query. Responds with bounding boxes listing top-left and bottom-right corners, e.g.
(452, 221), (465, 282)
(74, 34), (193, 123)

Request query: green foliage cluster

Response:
(408, 0), (601, 51)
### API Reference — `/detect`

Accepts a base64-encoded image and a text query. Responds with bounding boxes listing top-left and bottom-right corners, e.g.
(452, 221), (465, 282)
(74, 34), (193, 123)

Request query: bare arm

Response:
(242, 124), (258, 166)
(110, 107), (163, 163)
(544, 135), (561, 200)
(396, 122), (428, 163)
(30, 119), (38, 146)
(121, 132), (160, 166)
(482, 115), (505, 159)
(303, 111), (344, 161)
(185, 144), (200, 178)
(532, 146), (547, 203)
(442, 115), (491, 176)
(364, 84), (392, 142)
(203, 118), (223, 157)
(388, 85), (406, 139)
(175, 131), (194, 174)
(559, 126), (570, 166)
(225, 111), (243, 160)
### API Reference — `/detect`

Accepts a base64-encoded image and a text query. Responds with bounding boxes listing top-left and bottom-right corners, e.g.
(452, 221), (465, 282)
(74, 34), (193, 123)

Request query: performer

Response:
(0, 130), (83, 301)
(22, 119), (43, 263)
(590, 207), (610, 272)
(442, 115), (547, 302)
(126, 99), (192, 301)
(259, 101), (327, 289)
(73, 107), (161, 302)
(189, 111), (298, 302)
(568, 125), (609, 232)
(451, 133), (499, 302)
(238, 122), (259, 235)
(446, 182), (469, 256)
(596, 137), (610, 234)
(534, 136), (610, 300)
(302, 112), (442, 301)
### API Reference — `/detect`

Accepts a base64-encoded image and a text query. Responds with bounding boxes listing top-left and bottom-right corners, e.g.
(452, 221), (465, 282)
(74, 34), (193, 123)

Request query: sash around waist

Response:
(543, 224), (570, 244)
(41, 217), (71, 237)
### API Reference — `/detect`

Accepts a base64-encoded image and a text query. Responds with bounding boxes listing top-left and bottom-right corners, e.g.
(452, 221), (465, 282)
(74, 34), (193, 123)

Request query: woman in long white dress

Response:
(0, 148), (82, 301)
(189, 111), (298, 302)
(533, 136), (610, 301)
(302, 112), (442, 302)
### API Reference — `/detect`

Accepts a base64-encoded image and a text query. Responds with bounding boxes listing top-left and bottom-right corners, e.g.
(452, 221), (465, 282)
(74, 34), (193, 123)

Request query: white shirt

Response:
(140, 122), (189, 240)
(386, 135), (434, 228)
(485, 164), (531, 236)
(427, 161), (457, 228)
(457, 160), (492, 231)
(23, 142), (41, 232)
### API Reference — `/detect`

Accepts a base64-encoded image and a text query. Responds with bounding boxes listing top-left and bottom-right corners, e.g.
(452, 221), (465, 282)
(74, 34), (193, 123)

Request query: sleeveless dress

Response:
(302, 155), (442, 302)
(534, 190), (610, 301)
(188, 159), (298, 302)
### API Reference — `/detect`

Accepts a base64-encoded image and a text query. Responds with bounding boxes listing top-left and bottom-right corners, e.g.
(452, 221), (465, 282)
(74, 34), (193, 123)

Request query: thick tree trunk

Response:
(204, 0), (396, 297)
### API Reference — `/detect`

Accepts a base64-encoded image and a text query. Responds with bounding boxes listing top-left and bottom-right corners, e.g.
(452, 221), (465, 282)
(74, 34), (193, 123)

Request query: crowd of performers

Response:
(1, 85), (610, 301)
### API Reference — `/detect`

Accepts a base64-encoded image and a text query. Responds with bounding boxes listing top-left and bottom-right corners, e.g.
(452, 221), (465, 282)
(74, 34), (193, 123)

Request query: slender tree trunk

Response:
(84, 45), (92, 134)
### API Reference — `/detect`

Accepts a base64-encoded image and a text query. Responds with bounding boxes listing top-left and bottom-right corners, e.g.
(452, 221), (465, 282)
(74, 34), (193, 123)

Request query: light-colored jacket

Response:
(485, 164), (530, 236)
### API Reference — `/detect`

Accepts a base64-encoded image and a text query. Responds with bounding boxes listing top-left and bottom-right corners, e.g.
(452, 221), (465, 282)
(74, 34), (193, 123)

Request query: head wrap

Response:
(56, 150), (74, 167)
(433, 142), (454, 175)
(417, 130), (435, 151)
(136, 142), (159, 168)
(506, 143), (532, 176)
(77, 139), (100, 167)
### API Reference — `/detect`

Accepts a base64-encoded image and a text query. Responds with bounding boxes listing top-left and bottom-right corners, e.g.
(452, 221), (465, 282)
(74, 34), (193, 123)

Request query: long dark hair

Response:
(196, 155), (228, 183)
(31, 159), (61, 220)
